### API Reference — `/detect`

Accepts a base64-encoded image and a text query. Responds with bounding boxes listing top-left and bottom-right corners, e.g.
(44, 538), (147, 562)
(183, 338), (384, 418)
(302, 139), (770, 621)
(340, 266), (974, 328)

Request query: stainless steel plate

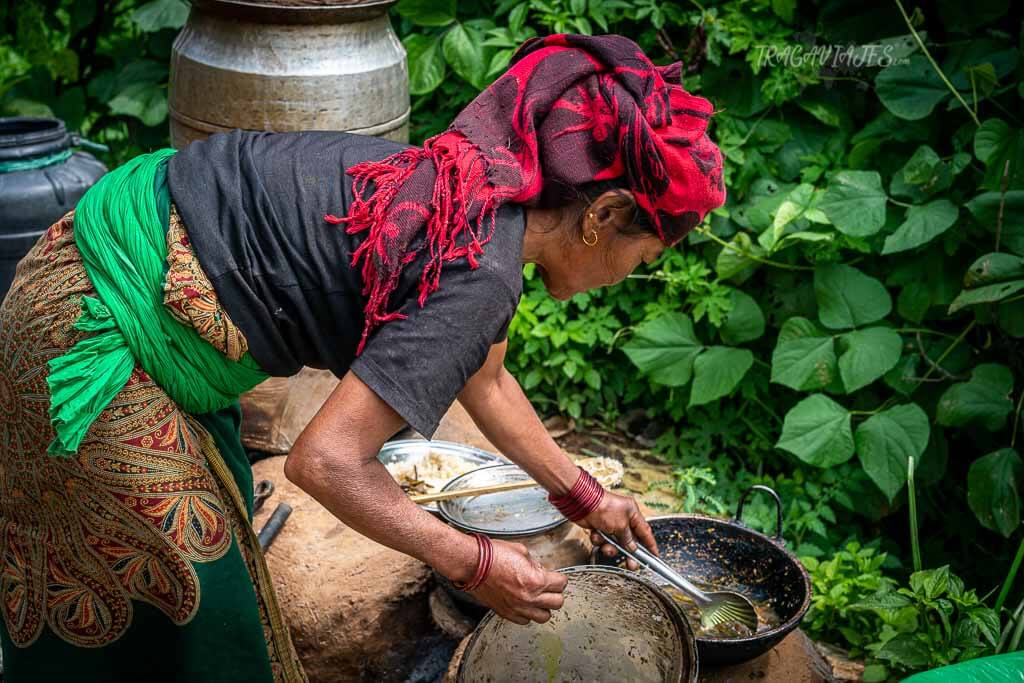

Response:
(438, 464), (566, 537)
(378, 439), (506, 514)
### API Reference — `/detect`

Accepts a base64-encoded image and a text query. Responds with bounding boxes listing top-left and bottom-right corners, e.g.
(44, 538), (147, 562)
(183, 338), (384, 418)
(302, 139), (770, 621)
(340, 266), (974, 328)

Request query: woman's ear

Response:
(585, 189), (637, 236)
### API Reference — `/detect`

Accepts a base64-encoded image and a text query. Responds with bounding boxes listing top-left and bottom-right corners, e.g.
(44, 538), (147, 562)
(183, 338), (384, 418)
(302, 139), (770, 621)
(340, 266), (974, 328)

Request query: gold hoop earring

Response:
(583, 229), (599, 247)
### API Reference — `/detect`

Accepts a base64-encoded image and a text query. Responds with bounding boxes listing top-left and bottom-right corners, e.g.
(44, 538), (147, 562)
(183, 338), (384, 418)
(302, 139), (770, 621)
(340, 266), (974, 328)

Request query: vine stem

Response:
(893, 0), (981, 127)
(995, 536), (1024, 614)
(878, 319), (977, 412)
(908, 456), (923, 573)
(693, 226), (815, 272)
(888, 197), (914, 208)
(897, 328), (962, 341)
(1011, 390), (1024, 450)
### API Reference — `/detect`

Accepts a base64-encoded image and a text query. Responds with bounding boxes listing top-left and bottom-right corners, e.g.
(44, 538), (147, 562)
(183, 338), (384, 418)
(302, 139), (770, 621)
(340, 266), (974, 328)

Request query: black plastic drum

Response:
(0, 117), (106, 300)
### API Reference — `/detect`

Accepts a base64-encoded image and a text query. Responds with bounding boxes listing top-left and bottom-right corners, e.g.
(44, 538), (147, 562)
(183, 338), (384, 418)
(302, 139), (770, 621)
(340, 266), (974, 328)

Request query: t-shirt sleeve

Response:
(350, 267), (518, 438)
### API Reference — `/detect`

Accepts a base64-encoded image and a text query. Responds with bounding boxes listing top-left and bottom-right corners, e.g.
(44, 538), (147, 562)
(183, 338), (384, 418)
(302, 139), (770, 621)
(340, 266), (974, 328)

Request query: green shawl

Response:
(46, 149), (268, 456)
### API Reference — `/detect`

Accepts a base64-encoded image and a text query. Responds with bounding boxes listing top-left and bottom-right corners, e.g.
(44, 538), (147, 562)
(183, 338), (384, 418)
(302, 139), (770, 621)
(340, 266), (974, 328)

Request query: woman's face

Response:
(532, 190), (667, 301)
(537, 230), (666, 300)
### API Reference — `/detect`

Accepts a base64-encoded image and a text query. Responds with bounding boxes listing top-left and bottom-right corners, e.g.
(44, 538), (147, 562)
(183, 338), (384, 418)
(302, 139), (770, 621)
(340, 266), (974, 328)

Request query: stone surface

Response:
(251, 456), (434, 683)
(240, 369), (339, 454)
(445, 628), (835, 682)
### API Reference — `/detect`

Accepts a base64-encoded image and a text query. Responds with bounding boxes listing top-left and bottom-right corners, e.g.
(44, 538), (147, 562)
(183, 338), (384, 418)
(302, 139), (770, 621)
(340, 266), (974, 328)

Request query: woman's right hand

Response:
(470, 539), (568, 625)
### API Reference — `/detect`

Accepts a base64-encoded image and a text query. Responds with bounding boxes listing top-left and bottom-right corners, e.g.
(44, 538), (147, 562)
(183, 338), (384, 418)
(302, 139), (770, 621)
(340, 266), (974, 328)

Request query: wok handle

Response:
(734, 485), (784, 543)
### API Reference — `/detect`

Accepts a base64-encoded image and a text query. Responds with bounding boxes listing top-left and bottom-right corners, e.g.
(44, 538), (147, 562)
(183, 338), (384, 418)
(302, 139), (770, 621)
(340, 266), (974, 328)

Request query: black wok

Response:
(596, 485), (811, 665)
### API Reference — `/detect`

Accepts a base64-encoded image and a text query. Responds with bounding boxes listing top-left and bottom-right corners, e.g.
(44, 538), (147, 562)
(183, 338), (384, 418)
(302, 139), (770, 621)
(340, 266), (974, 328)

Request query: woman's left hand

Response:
(576, 491), (659, 570)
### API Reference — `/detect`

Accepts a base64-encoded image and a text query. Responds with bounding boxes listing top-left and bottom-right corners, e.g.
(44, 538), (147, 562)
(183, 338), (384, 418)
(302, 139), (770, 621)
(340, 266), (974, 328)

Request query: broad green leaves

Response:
(967, 449), (1023, 537)
(815, 265), (893, 329)
(396, 0), (457, 26)
(838, 327), (903, 392)
(777, 394), (854, 467)
(966, 191), (1024, 256)
(690, 347), (754, 407)
(882, 200), (959, 255)
(624, 314), (752, 405)
(131, 0), (189, 32)
(855, 404), (930, 502)
(403, 34), (445, 95)
(819, 171), (887, 236)
(622, 313), (701, 387)
(771, 317), (836, 391)
(442, 22), (491, 90)
(719, 290), (765, 344)
(936, 364), (1014, 430)
(875, 55), (948, 120)
(974, 118), (1024, 191)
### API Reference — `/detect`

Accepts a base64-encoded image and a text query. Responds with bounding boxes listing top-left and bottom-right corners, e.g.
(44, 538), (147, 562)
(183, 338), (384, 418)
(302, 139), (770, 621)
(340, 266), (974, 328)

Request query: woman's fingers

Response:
(543, 570), (569, 593)
(535, 590), (566, 610)
(519, 606), (554, 624)
(631, 507), (660, 556)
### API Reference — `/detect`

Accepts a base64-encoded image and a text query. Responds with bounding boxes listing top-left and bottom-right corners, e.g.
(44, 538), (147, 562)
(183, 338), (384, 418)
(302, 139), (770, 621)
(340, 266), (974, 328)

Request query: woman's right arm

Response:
(284, 370), (567, 624)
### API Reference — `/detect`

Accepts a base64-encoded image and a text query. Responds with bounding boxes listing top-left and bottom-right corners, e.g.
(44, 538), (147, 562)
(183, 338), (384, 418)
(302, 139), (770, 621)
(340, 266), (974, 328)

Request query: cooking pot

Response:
(436, 464), (591, 609)
(596, 485), (812, 665)
(457, 565), (699, 683)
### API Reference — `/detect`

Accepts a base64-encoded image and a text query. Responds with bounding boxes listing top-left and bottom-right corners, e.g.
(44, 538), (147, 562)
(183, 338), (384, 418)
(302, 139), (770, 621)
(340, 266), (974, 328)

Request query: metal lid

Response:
(438, 464), (567, 537)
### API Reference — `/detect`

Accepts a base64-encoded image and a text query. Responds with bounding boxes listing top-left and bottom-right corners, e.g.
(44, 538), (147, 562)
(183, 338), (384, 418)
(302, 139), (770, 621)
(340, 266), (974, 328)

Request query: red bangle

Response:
(453, 533), (493, 592)
(549, 467), (605, 522)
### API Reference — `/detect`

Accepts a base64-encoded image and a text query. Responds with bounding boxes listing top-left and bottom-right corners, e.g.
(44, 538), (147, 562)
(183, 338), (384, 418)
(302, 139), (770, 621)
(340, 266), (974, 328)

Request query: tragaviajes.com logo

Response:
(752, 32), (916, 87)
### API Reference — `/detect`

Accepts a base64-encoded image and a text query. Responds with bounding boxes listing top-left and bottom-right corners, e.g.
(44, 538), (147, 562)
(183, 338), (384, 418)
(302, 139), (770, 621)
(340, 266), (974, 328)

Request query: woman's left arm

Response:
(458, 340), (658, 558)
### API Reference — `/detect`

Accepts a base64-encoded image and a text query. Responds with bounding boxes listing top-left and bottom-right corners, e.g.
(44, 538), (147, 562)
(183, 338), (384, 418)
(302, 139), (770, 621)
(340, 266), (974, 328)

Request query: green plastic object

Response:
(902, 652), (1024, 682)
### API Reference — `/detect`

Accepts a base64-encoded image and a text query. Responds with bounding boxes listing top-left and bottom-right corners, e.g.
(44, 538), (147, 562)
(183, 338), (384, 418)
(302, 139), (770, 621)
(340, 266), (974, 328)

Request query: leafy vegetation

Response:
(4, 0), (1024, 676)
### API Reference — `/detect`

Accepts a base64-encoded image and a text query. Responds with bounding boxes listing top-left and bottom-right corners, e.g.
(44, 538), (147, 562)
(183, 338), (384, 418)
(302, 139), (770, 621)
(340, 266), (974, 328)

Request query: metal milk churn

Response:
(168, 0), (409, 148)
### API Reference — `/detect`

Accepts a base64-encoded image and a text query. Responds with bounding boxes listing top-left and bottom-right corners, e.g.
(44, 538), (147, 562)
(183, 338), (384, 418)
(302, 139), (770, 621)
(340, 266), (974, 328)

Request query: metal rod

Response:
(258, 503), (292, 552)
(597, 531), (712, 607)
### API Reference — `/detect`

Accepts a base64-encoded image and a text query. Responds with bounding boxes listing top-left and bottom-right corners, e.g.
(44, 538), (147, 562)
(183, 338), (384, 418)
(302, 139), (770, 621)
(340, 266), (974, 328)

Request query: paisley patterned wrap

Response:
(0, 210), (305, 682)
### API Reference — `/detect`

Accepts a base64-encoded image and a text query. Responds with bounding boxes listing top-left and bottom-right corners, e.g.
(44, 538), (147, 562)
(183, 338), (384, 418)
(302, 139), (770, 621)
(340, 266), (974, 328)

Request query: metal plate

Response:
(458, 566), (699, 683)
(438, 464), (566, 537)
(378, 439), (506, 514)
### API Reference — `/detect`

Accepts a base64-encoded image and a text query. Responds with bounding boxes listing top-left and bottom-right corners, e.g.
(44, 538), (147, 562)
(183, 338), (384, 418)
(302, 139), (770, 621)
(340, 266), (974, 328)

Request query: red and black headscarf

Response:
(328, 34), (726, 353)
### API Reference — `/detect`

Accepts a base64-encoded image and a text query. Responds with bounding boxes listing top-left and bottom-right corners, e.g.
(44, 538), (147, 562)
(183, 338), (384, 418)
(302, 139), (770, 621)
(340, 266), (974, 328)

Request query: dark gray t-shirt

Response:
(167, 130), (525, 437)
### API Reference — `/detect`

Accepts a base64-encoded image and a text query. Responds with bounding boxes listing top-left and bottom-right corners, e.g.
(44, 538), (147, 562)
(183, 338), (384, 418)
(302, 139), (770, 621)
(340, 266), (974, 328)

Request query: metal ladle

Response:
(597, 531), (758, 632)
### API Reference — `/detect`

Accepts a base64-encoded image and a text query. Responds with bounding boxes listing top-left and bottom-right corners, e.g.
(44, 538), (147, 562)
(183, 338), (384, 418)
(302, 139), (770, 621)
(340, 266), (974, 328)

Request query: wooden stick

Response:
(410, 480), (541, 504)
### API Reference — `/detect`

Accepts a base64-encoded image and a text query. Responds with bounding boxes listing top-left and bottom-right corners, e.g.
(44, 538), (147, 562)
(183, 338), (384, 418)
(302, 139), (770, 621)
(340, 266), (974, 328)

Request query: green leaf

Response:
(715, 232), (764, 282)
(770, 317), (837, 391)
(777, 394), (855, 467)
(967, 448), (1023, 537)
(689, 347), (753, 408)
(875, 55), (948, 120)
(108, 82), (167, 127)
(719, 290), (765, 345)
(974, 118), (1024, 191)
(131, 0), (189, 32)
(855, 403), (930, 502)
(910, 565), (950, 600)
(969, 608), (1001, 647)
(622, 313), (703, 387)
(936, 364), (1014, 430)
(875, 634), (932, 668)
(815, 264), (893, 330)
(966, 191), (1024, 256)
(882, 200), (959, 254)
(396, 0), (457, 26)
(852, 589), (913, 611)
(964, 253), (1024, 287)
(818, 171), (888, 237)
(404, 34), (446, 95)
(443, 23), (490, 90)
(948, 280), (1024, 313)
(890, 145), (953, 202)
(838, 327), (903, 392)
